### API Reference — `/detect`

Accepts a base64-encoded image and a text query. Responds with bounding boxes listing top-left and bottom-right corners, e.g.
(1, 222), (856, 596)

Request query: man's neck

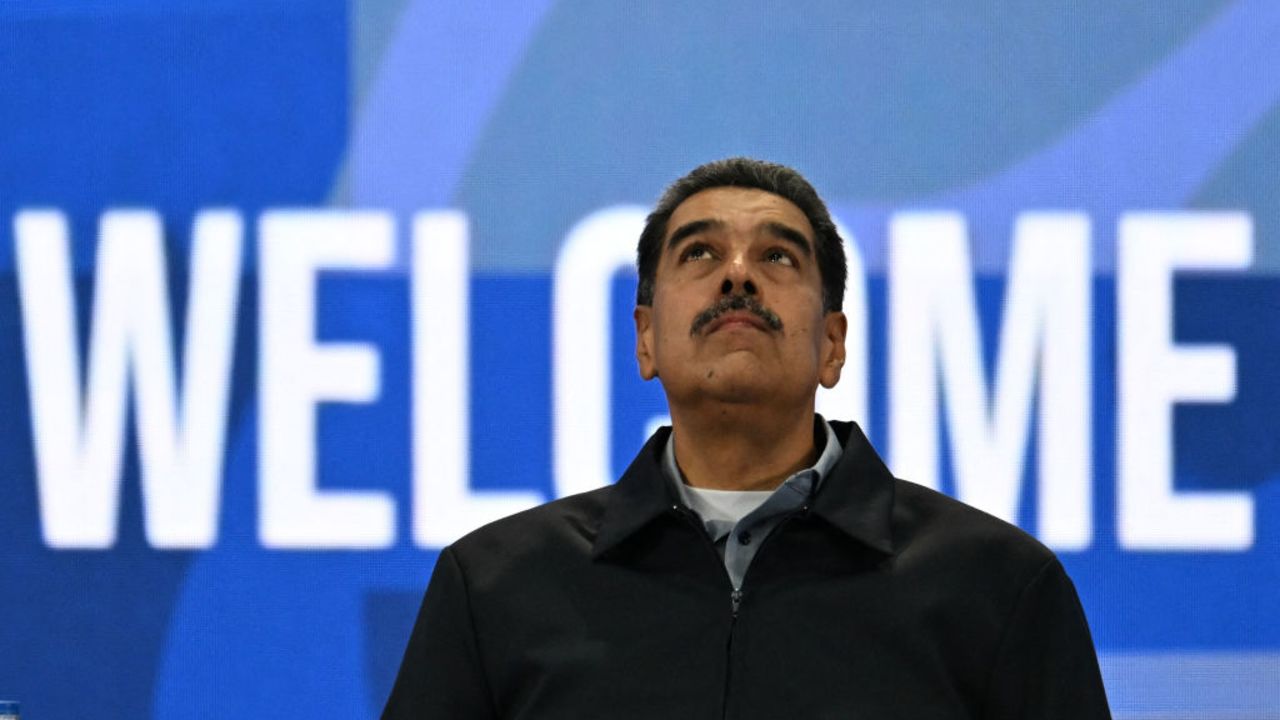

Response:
(668, 403), (819, 491)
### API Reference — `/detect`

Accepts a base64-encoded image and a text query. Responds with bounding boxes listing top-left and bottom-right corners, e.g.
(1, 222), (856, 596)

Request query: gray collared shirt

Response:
(663, 418), (843, 590)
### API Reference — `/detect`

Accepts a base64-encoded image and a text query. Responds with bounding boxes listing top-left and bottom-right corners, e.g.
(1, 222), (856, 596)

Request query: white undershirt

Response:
(679, 485), (773, 527)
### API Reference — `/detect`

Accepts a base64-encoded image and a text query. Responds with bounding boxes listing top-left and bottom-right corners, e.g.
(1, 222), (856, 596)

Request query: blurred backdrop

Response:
(1, 1), (1278, 717)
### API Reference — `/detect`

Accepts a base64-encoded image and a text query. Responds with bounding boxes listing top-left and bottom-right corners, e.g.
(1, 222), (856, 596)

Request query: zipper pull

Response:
(730, 589), (743, 617)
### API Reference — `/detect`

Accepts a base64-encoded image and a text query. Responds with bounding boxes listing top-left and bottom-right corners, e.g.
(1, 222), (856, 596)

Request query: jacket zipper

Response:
(723, 589), (739, 720)
(721, 512), (802, 719)
(674, 506), (803, 720)
(672, 507), (739, 719)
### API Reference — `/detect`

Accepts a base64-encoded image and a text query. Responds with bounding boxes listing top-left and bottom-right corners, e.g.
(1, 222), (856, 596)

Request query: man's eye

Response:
(682, 245), (712, 262)
(765, 249), (795, 266)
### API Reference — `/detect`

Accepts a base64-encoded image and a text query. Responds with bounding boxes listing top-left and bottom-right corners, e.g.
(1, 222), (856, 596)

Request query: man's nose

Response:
(720, 276), (758, 296)
(720, 254), (758, 296)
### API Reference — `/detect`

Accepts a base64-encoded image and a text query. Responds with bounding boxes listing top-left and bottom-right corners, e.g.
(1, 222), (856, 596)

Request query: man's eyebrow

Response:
(665, 219), (723, 251)
(764, 221), (813, 256)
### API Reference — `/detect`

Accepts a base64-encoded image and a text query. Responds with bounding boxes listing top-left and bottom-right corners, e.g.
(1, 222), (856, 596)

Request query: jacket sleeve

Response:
(382, 546), (498, 719)
(982, 558), (1112, 720)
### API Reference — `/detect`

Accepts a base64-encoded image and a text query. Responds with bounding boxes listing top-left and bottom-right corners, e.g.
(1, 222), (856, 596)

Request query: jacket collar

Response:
(591, 420), (896, 559)
(591, 427), (681, 559)
(809, 421), (896, 555)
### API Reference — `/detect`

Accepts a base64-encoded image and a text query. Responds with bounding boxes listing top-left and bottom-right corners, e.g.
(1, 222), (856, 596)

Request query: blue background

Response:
(1, 2), (1278, 717)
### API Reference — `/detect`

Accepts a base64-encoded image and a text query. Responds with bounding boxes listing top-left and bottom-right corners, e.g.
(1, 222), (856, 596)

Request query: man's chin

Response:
(686, 367), (789, 406)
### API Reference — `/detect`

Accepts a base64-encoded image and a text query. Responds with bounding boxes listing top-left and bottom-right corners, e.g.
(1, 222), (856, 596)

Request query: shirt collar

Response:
(591, 419), (895, 559)
(662, 416), (842, 505)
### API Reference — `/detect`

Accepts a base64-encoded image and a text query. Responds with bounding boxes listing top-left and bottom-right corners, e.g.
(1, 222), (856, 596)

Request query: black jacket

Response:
(384, 421), (1111, 719)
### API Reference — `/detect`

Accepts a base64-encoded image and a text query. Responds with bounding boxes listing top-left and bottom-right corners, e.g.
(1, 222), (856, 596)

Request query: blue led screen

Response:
(0, 2), (1278, 717)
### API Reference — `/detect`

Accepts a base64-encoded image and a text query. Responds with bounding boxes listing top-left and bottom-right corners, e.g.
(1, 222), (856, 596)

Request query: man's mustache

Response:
(689, 294), (784, 336)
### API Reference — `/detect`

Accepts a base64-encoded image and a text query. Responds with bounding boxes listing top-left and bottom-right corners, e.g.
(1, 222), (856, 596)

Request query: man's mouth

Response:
(704, 311), (768, 334)
(689, 295), (783, 336)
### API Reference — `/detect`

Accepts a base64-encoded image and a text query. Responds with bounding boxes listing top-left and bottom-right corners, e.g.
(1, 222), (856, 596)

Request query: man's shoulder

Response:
(445, 486), (615, 573)
(889, 476), (1060, 581)
(825, 420), (1056, 577)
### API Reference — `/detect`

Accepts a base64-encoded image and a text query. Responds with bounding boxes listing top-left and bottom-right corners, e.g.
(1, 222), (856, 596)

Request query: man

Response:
(384, 158), (1112, 718)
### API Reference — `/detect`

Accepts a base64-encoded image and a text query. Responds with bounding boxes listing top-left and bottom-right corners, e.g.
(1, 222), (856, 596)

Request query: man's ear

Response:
(634, 305), (658, 380)
(818, 311), (847, 389)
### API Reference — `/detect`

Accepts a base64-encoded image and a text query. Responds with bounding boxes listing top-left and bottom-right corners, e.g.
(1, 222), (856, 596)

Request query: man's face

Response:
(634, 187), (846, 409)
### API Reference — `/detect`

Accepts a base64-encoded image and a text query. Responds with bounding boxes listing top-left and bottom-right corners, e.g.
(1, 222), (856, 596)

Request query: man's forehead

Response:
(665, 186), (813, 241)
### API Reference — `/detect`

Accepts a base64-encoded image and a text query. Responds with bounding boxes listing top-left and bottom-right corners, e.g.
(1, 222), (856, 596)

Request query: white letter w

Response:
(15, 209), (241, 549)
